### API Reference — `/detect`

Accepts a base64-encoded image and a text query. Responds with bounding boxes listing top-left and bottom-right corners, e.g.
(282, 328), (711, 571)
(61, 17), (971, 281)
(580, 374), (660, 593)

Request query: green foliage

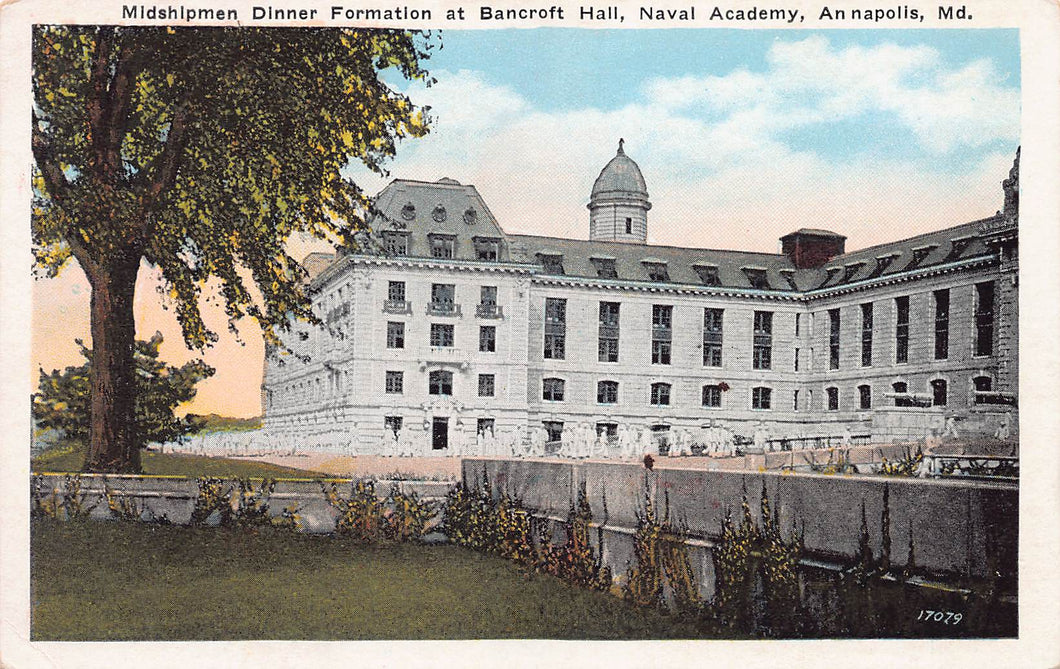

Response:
(624, 489), (664, 608)
(32, 333), (214, 447)
(385, 489), (437, 543)
(32, 25), (434, 350)
(540, 484), (610, 591)
(805, 449), (857, 475)
(875, 446), (923, 477)
(31, 474), (101, 521)
(711, 484), (803, 636)
(190, 477), (233, 526)
(233, 478), (276, 528)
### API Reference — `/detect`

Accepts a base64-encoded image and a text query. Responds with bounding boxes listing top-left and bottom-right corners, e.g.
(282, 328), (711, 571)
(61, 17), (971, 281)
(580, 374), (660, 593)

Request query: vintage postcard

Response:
(1, 0), (1058, 666)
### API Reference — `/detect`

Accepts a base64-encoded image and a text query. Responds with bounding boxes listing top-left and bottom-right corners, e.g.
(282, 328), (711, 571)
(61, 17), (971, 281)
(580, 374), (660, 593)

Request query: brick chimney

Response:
(780, 229), (847, 269)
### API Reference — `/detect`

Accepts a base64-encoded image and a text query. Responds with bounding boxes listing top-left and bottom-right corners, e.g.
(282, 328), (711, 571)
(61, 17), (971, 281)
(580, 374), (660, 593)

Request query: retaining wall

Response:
(462, 457), (1017, 598)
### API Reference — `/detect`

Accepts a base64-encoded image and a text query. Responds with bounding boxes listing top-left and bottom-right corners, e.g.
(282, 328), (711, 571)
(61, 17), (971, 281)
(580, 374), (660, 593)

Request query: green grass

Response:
(32, 447), (325, 479)
(31, 518), (704, 640)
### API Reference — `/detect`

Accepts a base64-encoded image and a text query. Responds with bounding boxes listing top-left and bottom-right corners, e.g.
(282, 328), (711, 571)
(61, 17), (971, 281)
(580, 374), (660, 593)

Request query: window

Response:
(826, 386), (839, 411)
(858, 384), (871, 410)
(597, 380), (618, 404)
(388, 281), (406, 302)
(429, 235), (455, 259)
(752, 387), (772, 410)
(793, 389), (800, 412)
(385, 371), (403, 394)
(383, 232), (409, 256)
(895, 296), (910, 363)
(431, 283), (455, 304)
(597, 422), (618, 441)
(478, 374), (495, 397)
(543, 421), (563, 443)
(693, 264), (720, 287)
(907, 245), (937, 270)
(861, 303), (873, 367)
(975, 281), (995, 356)
(652, 305), (672, 365)
(892, 381), (912, 407)
(430, 323), (454, 347)
(539, 253), (564, 275)
(931, 379), (948, 406)
(702, 385), (722, 408)
(644, 262), (669, 282)
(479, 326), (496, 352)
(428, 370), (453, 396)
(480, 285), (497, 306)
(544, 298), (566, 360)
(650, 383), (671, 406)
(753, 311), (773, 370)
(384, 416), (402, 435)
(829, 309), (841, 370)
(934, 289), (950, 360)
(744, 268), (770, 290)
(625, 218), (633, 235)
(477, 418), (495, 435)
(794, 348), (800, 372)
(386, 322), (405, 349)
(591, 257), (617, 279)
(542, 378), (565, 401)
(598, 302), (620, 362)
(474, 238), (500, 261)
(973, 376), (994, 404)
(703, 308), (723, 367)
(795, 313), (801, 337)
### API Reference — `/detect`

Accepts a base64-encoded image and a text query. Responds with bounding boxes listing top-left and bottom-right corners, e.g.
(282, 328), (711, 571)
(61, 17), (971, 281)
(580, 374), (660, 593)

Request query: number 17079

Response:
(917, 610), (963, 624)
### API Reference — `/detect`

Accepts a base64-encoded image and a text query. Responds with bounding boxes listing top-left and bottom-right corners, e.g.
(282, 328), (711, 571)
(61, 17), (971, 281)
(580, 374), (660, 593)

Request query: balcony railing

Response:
(476, 303), (503, 319)
(427, 301), (461, 317)
(383, 299), (411, 315)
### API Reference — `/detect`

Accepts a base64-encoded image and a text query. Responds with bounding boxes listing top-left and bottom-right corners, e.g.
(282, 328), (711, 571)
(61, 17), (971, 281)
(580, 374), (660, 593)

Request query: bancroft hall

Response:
(260, 143), (1019, 458)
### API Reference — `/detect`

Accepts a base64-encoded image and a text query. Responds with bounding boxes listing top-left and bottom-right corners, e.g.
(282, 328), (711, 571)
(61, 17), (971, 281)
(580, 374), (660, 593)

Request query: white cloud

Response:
(352, 37), (1018, 254)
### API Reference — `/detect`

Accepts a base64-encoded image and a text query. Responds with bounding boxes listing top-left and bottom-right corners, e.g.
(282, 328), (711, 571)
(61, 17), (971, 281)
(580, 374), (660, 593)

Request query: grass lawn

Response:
(31, 518), (704, 640)
(31, 448), (325, 479)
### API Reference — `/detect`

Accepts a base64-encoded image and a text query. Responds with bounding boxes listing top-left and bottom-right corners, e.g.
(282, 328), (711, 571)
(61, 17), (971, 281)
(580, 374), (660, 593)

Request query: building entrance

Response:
(432, 417), (449, 450)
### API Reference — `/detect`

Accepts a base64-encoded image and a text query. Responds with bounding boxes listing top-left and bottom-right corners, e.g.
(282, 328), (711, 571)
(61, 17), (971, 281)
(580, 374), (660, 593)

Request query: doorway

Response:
(432, 417), (449, 450)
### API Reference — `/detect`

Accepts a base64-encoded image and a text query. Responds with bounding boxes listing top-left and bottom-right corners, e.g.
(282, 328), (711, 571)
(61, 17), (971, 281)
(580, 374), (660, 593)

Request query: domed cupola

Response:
(588, 139), (651, 243)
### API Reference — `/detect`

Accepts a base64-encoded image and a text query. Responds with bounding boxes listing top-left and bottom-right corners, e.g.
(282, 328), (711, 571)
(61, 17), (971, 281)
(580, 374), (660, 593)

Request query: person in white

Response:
(639, 426), (655, 457)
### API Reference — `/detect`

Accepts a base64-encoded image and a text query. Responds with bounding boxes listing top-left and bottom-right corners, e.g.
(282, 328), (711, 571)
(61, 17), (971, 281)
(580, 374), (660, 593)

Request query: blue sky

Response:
(361, 28), (1020, 254)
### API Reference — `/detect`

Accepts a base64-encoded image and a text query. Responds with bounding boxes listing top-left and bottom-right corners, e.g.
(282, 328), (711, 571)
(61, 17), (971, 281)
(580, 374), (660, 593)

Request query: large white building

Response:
(262, 143), (1019, 455)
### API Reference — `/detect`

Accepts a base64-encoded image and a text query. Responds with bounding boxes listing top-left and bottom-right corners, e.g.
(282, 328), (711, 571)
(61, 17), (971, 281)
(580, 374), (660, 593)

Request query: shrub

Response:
(385, 488), (437, 543)
(190, 477), (233, 526)
(323, 479), (386, 544)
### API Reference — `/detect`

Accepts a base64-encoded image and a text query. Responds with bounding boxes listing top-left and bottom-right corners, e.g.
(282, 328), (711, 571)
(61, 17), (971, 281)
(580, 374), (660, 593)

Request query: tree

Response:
(33, 333), (215, 451)
(32, 27), (434, 472)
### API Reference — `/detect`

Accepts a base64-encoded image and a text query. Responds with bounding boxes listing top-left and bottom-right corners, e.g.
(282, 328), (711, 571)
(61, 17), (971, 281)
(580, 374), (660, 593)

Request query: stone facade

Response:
(262, 145), (1019, 454)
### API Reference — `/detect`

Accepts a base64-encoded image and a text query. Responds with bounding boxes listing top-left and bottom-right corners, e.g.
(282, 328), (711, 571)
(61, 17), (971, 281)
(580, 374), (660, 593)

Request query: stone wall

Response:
(462, 457), (1017, 597)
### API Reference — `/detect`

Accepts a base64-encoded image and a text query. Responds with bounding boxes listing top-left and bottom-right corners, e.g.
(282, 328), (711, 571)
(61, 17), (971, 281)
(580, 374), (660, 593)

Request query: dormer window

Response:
(779, 270), (798, 290)
(693, 264), (720, 287)
(944, 236), (974, 262)
(821, 266), (841, 288)
(474, 237), (501, 261)
(429, 234), (455, 259)
(383, 231), (409, 256)
(870, 253), (899, 278)
(643, 261), (669, 282)
(591, 257), (618, 279)
(743, 267), (770, 290)
(538, 253), (564, 275)
(843, 262), (865, 282)
(400, 202), (416, 221)
(463, 208), (478, 225)
(432, 205), (447, 223)
(907, 244), (938, 270)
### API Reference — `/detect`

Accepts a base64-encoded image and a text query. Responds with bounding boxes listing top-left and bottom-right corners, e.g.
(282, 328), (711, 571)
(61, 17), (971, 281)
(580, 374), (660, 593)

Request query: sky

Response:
(32, 28), (1021, 418)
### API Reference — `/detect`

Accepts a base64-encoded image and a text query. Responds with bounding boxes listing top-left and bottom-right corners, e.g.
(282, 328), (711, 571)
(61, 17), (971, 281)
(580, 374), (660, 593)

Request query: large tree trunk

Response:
(83, 252), (142, 473)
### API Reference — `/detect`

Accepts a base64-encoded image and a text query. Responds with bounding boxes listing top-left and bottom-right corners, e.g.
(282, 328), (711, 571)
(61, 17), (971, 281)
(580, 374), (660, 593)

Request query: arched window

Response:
(650, 382), (671, 406)
(597, 380), (618, 404)
(752, 387), (772, 410)
(931, 379), (948, 406)
(858, 384), (872, 410)
(542, 378), (565, 402)
(429, 370), (453, 396)
(892, 381), (911, 407)
(973, 375), (993, 404)
(826, 386), (840, 411)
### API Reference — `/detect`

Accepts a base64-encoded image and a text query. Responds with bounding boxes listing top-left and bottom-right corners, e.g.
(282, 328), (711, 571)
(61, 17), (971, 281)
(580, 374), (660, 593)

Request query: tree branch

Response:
(85, 27), (115, 178)
(139, 105), (189, 235)
(31, 111), (70, 208)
